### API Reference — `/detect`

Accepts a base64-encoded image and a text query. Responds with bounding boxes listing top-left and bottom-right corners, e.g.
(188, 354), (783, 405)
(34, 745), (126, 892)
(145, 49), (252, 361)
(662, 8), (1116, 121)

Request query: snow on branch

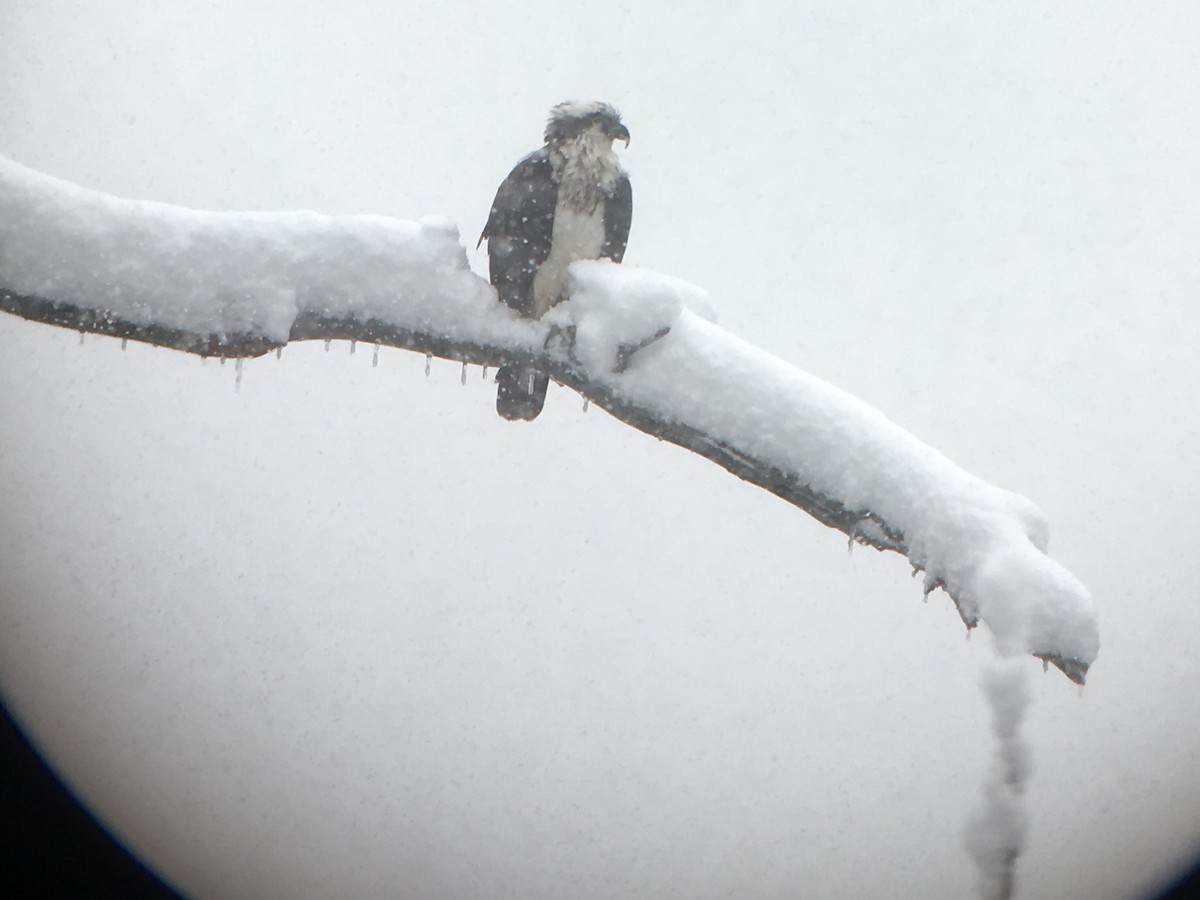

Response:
(0, 155), (1098, 683)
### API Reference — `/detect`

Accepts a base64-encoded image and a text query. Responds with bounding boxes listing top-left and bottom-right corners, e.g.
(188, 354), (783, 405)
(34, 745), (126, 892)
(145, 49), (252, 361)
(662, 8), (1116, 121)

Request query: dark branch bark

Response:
(0, 286), (1089, 684)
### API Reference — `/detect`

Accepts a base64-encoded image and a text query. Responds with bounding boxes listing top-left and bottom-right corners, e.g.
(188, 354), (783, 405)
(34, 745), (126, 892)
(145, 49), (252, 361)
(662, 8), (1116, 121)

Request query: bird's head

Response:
(545, 101), (630, 148)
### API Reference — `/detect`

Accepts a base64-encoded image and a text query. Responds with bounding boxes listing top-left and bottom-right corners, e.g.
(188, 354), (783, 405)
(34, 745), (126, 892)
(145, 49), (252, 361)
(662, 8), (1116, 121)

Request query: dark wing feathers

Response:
(481, 150), (632, 316)
(601, 172), (632, 263)
(480, 150), (557, 316)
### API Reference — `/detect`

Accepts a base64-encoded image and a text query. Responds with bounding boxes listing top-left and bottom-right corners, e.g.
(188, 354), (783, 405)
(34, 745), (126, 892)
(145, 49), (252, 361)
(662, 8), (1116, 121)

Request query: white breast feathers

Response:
(531, 201), (606, 317)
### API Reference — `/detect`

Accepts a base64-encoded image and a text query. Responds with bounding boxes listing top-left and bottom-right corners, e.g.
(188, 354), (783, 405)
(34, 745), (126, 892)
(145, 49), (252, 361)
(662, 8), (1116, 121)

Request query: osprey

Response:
(480, 101), (632, 420)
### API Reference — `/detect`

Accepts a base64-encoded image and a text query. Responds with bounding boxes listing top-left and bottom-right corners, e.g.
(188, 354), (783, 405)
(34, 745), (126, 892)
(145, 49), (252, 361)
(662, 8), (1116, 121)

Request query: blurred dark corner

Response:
(1, 700), (182, 899)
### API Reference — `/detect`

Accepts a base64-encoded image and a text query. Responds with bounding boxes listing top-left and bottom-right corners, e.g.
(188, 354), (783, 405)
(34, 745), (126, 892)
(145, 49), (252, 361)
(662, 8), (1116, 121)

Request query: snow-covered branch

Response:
(0, 155), (1098, 683)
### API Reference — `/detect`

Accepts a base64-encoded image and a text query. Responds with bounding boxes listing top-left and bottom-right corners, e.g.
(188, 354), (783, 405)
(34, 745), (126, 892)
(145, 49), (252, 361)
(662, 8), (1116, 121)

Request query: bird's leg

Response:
(543, 323), (580, 365)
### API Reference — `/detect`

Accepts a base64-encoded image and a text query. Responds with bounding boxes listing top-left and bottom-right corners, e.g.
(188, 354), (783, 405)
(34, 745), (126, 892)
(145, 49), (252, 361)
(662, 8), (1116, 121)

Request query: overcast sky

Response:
(2, 2), (1199, 898)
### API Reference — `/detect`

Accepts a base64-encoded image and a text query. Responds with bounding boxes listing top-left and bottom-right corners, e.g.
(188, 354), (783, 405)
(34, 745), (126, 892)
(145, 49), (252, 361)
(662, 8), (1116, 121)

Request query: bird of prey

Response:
(479, 101), (632, 420)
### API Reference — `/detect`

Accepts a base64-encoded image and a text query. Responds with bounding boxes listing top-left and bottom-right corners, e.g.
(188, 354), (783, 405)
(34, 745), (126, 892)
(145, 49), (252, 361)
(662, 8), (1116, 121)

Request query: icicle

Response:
(425, 353), (432, 377)
(324, 339), (332, 353)
(275, 347), (282, 360)
(349, 340), (357, 355)
(461, 361), (467, 385)
(235, 358), (244, 391)
(582, 397), (589, 413)
(121, 338), (127, 351)
(847, 518), (870, 555)
(372, 343), (380, 368)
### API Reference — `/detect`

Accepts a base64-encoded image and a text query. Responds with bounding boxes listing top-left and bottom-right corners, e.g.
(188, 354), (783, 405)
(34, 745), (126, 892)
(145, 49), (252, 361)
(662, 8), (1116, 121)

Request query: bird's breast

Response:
(531, 197), (607, 318)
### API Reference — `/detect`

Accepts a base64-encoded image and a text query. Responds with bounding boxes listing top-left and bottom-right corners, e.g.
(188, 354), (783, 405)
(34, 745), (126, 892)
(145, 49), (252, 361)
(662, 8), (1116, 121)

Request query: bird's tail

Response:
(496, 365), (549, 421)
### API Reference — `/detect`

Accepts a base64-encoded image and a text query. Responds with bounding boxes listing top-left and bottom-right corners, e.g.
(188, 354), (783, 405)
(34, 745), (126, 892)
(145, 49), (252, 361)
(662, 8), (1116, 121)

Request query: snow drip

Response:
(964, 656), (1034, 900)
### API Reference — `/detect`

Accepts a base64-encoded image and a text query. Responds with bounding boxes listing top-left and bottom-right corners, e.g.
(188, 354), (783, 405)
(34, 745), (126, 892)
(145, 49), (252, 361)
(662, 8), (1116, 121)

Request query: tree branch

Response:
(0, 157), (1097, 683)
(0, 285), (1090, 682)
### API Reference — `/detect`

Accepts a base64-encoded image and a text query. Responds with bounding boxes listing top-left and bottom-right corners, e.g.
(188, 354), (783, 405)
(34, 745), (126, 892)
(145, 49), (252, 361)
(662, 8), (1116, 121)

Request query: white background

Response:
(1, 2), (1198, 897)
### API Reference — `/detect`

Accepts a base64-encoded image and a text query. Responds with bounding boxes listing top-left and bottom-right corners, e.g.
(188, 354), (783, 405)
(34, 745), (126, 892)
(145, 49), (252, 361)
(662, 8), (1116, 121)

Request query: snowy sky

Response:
(1, 2), (1199, 898)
